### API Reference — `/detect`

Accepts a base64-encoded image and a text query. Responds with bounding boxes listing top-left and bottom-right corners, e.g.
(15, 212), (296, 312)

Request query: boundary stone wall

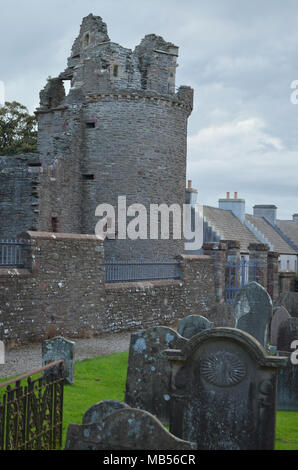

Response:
(0, 235), (217, 345)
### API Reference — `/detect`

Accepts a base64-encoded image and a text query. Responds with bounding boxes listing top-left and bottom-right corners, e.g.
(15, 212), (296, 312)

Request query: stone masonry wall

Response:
(0, 155), (41, 238)
(35, 14), (194, 262)
(0, 234), (217, 345)
(0, 232), (104, 344)
(103, 255), (216, 332)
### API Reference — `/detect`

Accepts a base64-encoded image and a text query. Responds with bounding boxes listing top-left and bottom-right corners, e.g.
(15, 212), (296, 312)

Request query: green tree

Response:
(0, 101), (37, 155)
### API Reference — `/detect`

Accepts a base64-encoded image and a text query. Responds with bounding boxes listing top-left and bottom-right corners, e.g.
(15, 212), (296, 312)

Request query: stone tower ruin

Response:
(36, 14), (193, 260)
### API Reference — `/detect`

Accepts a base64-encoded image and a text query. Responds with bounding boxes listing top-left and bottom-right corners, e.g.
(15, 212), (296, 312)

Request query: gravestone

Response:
(65, 408), (197, 450)
(278, 292), (298, 318)
(232, 282), (273, 346)
(42, 336), (75, 385)
(270, 306), (291, 346)
(83, 400), (130, 425)
(277, 318), (298, 352)
(125, 326), (187, 424)
(277, 318), (298, 411)
(166, 328), (287, 450)
(177, 315), (213, 339)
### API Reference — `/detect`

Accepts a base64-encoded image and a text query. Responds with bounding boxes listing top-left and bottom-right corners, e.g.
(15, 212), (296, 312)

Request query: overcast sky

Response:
(1, 0), (298, 219)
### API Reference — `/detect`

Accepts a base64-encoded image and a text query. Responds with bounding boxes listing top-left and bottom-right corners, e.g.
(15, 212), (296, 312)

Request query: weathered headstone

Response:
(42, 336), (75, 385)
(83, 400), (130, 425)
(65, 408), (197, 450)
(270, 306), (291, 346)
(277, 353), (298, 411)
(277, 318), (298, 411)
(278, 292), (298, 318)
(232, 282), (273, 346)
(177, 315), (213, 339)
(277, 318), (298, 352)
(166, 327), (287, 450)
(125, 326), (187, 424)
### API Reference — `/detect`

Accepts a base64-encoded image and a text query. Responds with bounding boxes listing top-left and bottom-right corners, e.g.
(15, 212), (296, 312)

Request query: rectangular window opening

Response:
(83, 174), (95, 181)
(113, 65), (119, 77)
(86, 121), (96, 128)
(51, 217), (59, 233)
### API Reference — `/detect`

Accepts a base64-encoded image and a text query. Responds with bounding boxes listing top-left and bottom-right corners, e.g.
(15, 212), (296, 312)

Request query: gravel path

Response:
(0, 331), (132, 379)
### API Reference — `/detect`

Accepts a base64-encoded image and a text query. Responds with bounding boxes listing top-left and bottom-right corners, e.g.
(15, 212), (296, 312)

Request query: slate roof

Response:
(203, 206), (259, 253)
(276, 220), (298, 249)
(246, 214), (297, 255)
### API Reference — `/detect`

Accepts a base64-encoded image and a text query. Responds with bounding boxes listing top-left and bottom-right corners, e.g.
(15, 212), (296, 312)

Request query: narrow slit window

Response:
(83, 174), (95, 180)
(86, 121), (96, 128)
(51, 217), (59, 233)
(113, 65), (119, 77)
(84, 33), (90, 47)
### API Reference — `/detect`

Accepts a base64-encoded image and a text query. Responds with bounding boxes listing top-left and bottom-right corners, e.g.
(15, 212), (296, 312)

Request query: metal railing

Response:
(0, 239), (28, 268)
(105, 257), (182, 283)
(225, 259), (259, 304)
(0, 360), (64, 450)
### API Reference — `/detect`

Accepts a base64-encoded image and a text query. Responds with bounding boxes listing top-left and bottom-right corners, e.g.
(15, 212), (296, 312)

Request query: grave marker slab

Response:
(233, 282), (273, 346)
(177, 315), (213, 339)
(42, 336), (75, 385)
(166, 327), (287, 450)
(83, 400), (130, 425)
(270, 306), (291, 346)
(65, 408), (197, 450)
(277, 318), (298, 352)
(278, 292), (298, 318)
(277, 353), (298, 411)
(277, 318), (298, 411)
(125, 326), (187, 424)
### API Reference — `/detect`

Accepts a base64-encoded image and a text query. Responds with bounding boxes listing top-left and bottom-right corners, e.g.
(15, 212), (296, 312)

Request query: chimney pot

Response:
(234, 192), (238, 199)
(188, 180), (192, 189)
(226, 192), (230, 199)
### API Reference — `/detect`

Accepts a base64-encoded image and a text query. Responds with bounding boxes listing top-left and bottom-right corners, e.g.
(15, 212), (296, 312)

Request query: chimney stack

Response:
(253, 205), (277, 226)
(219, 192), (245, 222)
(185, 180), (198, 206)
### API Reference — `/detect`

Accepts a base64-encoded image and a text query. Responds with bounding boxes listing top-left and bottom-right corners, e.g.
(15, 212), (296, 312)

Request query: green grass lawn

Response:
(275, 411), (298, 450)
(1, 351), (297, 450)
(62, 351), (129, 444)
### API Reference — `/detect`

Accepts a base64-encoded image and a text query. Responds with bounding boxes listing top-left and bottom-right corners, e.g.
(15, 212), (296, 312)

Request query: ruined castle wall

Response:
(34, 15), (193, 261)
(80, 92), (190, 260)
(0, 155), (40, 238)
(36, 106), (84, 234)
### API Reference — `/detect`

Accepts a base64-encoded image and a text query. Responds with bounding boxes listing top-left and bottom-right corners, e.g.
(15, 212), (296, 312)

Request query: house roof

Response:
(276, 220), (298, 249)
(203, 206), (259, 253)
(246, 214), (296, 255)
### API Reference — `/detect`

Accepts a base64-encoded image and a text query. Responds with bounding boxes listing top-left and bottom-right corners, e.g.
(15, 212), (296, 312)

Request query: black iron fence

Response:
(105, 257), (182, 283)
(0, 239), (29, 268)
(225, 259), (259, 304)
(0, 360), (64, 450)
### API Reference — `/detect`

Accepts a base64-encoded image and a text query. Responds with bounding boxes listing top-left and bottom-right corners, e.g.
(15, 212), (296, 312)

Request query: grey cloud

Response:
(0, 0), (297, 218)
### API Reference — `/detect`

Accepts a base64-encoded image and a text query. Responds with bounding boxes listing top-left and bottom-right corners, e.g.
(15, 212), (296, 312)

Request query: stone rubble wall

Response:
(0, 233), (217, 345)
